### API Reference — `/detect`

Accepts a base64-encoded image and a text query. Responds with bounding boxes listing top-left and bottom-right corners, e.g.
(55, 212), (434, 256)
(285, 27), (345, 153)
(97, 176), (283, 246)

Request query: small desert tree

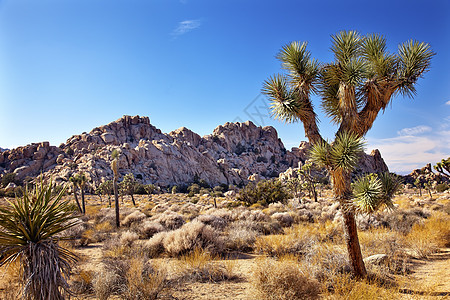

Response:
(263, 31), (433, 277)
(120, 173), (137, 206)
(73, 172), (88, 214)
(69, 175), (83, 213)
(0, 181), (79, 299)
(111, 149), (121, 228)
(97, 180), (113, 206)
(414, 177), (423, 197)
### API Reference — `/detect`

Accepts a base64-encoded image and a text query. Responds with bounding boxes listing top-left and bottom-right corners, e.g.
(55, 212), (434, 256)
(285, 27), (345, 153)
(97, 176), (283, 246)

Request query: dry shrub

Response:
(323, 272), (398, 299)
(195, 214), (227, 230)
(379, 208), (430, 234)
(93, 259), (127, 300)
(153, 211), (185, 230)
(121, 210), (146, 227)
(120, 230), (139, 247)
(174, 248), (237, 283)
(254, 234), (312, 257)
(303, 243), (350, 285)
(139, 220), (165, 239)
(224, 223), (260, 251)
(145, 220), (223, 257)
(71, 269), (94, 295)
(123, 258), (167, 300)
(0, 261), (21, 300)
(238, 209), (270, 222)
(406, 211), (450, 257)
(252, 257), (320, 300)
(271, 212), (294, 227)
(359, 229), (409, 274)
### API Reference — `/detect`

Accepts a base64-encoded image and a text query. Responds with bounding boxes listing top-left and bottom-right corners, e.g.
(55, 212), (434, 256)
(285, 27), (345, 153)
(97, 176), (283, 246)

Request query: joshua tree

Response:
(414, 177), (423, 197)
(263, 31), (433, 277)
(69, 175), (83, 213)
(75, 172), (88, 214)
(0, 181), (79, 299)
(96, 180), (113, 206)
(120, 173), (137, 206)
(424, 180), (433, 199)
(111, 149), (121, 228)
(434, 157), (450, 178)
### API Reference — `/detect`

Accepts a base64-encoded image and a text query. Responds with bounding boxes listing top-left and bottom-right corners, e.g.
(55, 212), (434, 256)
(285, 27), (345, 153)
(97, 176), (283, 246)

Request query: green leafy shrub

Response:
(1, 172), (19, 188)
(237, 179), (290, 206)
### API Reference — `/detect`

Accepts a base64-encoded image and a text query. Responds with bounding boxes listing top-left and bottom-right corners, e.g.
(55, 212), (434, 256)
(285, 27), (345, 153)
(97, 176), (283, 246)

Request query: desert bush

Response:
(121, 210), (146, 227)
(436, 183), (449, 192)
(303, 243), (350, 285)
(224, 223), (260, 251)
(120, 230), (139, 247)
(271, 212), (294, 227)
(71, 269), (94, 295)
(153, 211), (185, 230)
(139, 220), (165, 239)
(145, 220), (223, 257)
(406, 212), (450, 257)
(195, 214), (227, 230)
(238, 209), (270, 222)
(175, 248), (237, 283)
(252, 257), (320, 300)
(378, 208), (430, 234)
(237, 179), (290, 206)
(123, 258), (167, 300)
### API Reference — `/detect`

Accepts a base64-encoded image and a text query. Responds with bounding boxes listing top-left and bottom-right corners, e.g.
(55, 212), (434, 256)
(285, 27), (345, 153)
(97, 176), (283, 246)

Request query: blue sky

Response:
(0, 0), (449, 174)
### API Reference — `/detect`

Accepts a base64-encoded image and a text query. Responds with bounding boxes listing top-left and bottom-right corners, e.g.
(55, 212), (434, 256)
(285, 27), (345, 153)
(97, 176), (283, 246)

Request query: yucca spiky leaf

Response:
(276, 41), (320, 90)
(331, 30), (362, 65)
(330, 131), (365, 171)
(352, 174), (382, 214)
(378, 172), (402, 210)
(0, 181), (79, 299)
(397, 40), (434, 97)
(309, 139), (332, 168)
(263, 74), (305, 123)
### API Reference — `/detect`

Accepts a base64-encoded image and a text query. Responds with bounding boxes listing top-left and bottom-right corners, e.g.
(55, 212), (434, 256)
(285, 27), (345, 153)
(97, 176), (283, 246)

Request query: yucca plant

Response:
(263, 30), (433, 277)
(0, 181), (79, 299)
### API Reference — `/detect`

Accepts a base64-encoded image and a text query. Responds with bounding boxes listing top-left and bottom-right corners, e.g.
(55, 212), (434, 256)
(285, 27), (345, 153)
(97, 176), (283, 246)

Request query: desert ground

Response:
(1, 188), (449, 300)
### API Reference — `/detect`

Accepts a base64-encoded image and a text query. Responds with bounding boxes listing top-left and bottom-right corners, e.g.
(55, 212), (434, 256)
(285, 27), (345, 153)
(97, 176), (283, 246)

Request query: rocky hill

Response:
(0, 115), (388, 189)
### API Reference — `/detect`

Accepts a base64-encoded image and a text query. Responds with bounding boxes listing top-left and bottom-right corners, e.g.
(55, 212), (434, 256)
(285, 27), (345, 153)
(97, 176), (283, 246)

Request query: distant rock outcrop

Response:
(0, 115), (389, 189)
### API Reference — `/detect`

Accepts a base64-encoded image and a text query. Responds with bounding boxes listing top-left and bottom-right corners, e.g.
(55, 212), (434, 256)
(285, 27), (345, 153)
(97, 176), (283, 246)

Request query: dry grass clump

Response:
(174, 248), (237, 283)
(120, 230), (139, 247)
(271, 212), (294, 227)
(251, 256), (320, 300)
(152, 211), (185, 230)
(139, 220), (165, 239)
(406, 211), (450, 258)
(195, 214), (227, 230)
(93, 258), (166, 300)
(224, 222), (260, 251)
(238, 209), (270, 222)
(121, 210), (146, 227)
(144, 220), (223, 257)
(71, 269), (94, 295)
(359, 229), (409, 274)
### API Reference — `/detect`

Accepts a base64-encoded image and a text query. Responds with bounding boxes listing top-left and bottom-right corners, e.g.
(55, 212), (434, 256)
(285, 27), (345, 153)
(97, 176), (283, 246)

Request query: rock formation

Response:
(0, 115), (389, 189)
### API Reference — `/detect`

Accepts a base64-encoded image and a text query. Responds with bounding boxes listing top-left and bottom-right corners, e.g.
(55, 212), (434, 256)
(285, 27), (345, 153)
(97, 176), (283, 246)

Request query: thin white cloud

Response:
(172, 20), (201, 36)
(367, 129), (450, 175)
(445, 100), (450, 106)
(397, 125), (432, 136)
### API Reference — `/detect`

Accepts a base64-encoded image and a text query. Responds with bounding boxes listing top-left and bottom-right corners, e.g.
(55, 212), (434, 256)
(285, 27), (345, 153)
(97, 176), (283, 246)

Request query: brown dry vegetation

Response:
(1, 189), (449, 299)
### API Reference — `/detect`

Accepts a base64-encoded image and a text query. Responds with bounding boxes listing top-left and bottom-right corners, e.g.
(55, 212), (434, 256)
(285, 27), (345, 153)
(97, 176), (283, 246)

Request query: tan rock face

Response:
(0, 115), (389, 189)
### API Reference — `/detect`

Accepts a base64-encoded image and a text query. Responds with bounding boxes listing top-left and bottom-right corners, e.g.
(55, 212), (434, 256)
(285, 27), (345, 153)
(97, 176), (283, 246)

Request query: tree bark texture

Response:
(114, 179), (120, 228)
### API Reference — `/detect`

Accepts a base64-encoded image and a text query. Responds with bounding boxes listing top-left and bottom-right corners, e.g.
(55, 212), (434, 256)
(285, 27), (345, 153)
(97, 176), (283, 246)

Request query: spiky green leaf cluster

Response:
(352, 172), (402, 214)
(0, 181), (79, 299)
(310, 131), (365, 172)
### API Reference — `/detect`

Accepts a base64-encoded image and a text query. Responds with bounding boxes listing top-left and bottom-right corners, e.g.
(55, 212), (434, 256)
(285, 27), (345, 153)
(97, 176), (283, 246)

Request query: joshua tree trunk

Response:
(114, 177), (120, 228)
(332, 170), (367, 278)
(72, 186), (82, 214)
(130, 193), (136, 206)
(81, 188), (86, 215)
